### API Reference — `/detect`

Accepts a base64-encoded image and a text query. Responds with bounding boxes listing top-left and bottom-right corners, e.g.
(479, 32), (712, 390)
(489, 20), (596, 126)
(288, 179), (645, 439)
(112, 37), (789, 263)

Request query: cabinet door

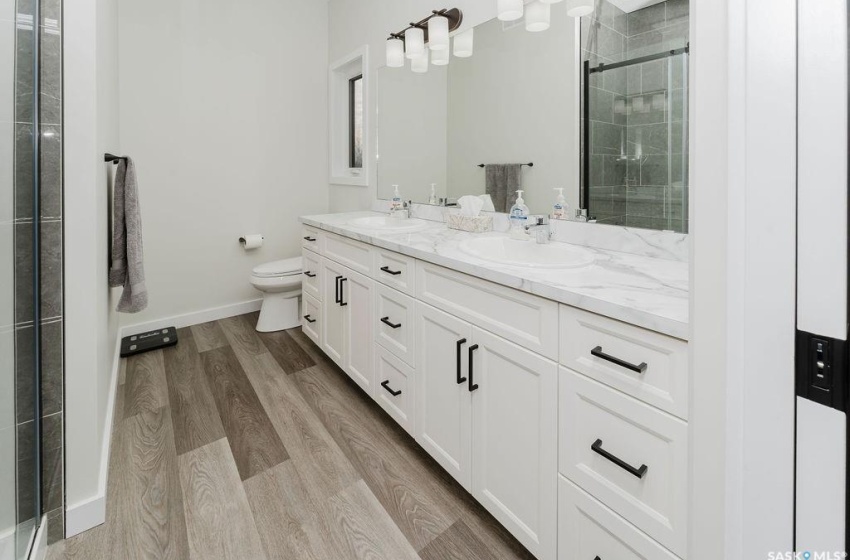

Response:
(415, 302), (473, 490)
(321, 258), (347, 369)
(470, 327), (558, 560)
(343, 268), (375, 396)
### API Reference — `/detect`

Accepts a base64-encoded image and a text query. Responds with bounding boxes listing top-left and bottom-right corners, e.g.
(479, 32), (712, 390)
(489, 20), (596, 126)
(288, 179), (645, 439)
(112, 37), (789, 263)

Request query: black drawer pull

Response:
(380, 317), (401, 329)
(591, 346), (647, 374)
(303, 236), (317, 242)
(456, 338), (467, 384)
(339, 278), (348, 306)
(334, 275), (342, 304)
(304, 271), (316, 278)
(591, 438), (648, 479)
(468, 344), (479, 392)
(303, 314), (316, 324)
(381, 380), (402, 396)
(380, 265), (402, 276)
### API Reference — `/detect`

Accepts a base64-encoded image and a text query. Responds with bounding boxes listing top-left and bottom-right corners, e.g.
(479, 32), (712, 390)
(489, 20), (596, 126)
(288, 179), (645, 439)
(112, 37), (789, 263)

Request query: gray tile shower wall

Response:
(13, 0), (64, 544)
(583, 0), (689, 232)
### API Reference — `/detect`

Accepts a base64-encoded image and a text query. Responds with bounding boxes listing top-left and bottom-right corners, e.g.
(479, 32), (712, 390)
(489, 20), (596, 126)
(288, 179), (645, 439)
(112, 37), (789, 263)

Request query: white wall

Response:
(117, 0), (329, 328)
(328, 0), (502, 212)
(64, 0), (121, 534)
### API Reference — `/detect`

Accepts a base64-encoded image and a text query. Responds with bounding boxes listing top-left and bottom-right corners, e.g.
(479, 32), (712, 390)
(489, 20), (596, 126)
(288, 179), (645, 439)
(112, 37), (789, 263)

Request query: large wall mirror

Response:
(376, 0), (690, 233)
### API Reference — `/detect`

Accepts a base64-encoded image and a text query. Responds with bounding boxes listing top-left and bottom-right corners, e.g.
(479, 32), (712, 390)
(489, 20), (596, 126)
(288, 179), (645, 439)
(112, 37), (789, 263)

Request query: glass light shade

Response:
(453, 28), (474, 58)
(566, 0), (594, 17)
(428, 15), (450, 51)
(386, 38), (405, 68)
(431, 47), (450, 66)
(497, 0), (524, 21)
(405, 27), (425, 59)
(411, 50), (429, 73)
(525, 1), (551, 31)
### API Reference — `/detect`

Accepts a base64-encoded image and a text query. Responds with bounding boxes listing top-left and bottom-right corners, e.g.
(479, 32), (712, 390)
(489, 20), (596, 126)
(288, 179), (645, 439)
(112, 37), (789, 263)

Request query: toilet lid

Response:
(252, 257), (302, 278)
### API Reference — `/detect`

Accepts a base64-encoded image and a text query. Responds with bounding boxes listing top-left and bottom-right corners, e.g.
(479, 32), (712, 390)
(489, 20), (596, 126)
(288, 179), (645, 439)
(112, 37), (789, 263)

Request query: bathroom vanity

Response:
(299, 211), (689, 560)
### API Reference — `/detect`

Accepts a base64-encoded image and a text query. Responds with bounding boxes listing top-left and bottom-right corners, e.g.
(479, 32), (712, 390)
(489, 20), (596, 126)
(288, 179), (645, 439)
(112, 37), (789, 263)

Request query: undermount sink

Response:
(459, 236), (595, 269)
(347, 216), (429, 233)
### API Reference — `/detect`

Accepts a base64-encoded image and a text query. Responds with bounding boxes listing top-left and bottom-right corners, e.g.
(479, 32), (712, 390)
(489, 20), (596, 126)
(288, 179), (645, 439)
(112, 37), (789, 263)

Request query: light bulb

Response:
(431, 47), (450, 66)
(453, 28), (474, 58)
(386, 37), (404, 68)
(525, 1), (551, 32)
(497, 0), (524, 21)
(405, 27), (425, 59)
(411, 49), (430, 73)
(566, 0), (594, 17)
(428, 15), (450, 51)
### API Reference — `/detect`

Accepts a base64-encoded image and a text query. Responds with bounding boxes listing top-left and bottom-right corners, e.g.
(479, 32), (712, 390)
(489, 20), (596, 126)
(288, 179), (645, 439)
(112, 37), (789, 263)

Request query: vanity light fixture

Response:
(525, 1), (551, 31)
(386, 37), (405, 67)
(431, 47), (450, 66)
(428, 15), (450, 51)
(411, 49), (430, 73)
(566, 0), (594, 17)
(386, 8), (464, 67)
(453, 28), (474, 57)
(497, 0), (524, 21)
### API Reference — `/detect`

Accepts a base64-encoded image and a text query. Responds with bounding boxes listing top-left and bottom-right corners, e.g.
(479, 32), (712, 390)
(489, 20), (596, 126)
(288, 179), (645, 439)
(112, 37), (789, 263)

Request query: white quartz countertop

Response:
(300, 212), (690, 340)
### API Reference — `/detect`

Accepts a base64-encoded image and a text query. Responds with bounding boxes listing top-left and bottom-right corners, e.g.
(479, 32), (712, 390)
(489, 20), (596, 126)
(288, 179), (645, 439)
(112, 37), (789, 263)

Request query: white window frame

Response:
(329, 45), (369, 187)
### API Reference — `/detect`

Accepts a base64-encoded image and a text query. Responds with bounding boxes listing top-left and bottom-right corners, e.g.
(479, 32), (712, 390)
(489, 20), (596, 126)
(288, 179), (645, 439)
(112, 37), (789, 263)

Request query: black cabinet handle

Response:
(304, 271), (316, 278)
(591, 346), (647, 374)
(303, 314), (316, 324)
(381, 380), (402, 396)
(303, 236), (317, 242)
(339, 278), (348, 306)
(380, 317), (402, 329)
(380, 265), (402, 276)
(595, 557), (601, 560)
(456, 338), (467, 384)
(468, 344), (479, 392)
(591, 439), (648, 479)
(334, 275), (342, 304)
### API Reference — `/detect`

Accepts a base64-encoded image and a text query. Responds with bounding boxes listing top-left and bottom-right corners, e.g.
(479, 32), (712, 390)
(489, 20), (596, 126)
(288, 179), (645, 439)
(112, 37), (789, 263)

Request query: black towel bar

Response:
(477, 162), (533, 168)
(104, 153), (126, 164)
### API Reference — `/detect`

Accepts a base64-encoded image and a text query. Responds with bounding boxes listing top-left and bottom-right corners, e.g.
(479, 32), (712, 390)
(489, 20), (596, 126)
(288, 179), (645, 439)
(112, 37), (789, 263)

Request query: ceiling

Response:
(605, 0), (666, 14)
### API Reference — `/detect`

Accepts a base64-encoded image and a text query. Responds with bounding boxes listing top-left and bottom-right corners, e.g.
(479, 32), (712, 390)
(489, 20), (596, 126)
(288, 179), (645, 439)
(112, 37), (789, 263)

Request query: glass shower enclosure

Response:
(583, 47), (690, 233)
(2, 0), (43, 558)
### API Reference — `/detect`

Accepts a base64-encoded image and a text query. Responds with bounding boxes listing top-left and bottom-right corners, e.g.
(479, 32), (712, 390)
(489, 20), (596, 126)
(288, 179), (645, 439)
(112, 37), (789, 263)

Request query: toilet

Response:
(249, 257), (303, 332)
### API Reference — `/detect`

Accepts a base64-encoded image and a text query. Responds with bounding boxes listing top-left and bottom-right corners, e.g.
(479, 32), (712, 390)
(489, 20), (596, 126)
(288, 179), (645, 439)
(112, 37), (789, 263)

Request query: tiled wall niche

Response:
(581, 0), (689, 232)
(13, 0), (64, 544)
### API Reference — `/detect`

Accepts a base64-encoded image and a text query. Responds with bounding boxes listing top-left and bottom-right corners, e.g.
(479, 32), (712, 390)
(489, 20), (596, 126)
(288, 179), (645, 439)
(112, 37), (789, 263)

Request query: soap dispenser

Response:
(429, 183), (438, 205)
(391, 185), (403, 212)
(552, 188), (568, 220)
(509, 190), (530, 238)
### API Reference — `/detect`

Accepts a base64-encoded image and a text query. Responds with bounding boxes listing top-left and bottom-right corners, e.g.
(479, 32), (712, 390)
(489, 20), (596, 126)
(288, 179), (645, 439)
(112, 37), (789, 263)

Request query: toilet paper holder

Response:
(239, 235), (264, 249)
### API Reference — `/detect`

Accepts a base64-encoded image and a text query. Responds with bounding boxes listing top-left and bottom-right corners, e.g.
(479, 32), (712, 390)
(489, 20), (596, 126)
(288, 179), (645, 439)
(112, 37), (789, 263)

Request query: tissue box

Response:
(446, 212), (493, 233)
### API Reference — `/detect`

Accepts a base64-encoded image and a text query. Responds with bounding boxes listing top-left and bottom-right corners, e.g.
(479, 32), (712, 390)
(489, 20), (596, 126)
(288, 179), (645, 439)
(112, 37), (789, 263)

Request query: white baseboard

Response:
(65, 298), (263, 538)
(120, 299), (263, 337)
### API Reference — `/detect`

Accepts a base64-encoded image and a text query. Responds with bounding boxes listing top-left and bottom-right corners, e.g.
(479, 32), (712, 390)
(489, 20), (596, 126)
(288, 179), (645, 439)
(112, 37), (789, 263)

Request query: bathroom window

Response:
(349, 75), (363, 169)
(330, 46), (369, 186)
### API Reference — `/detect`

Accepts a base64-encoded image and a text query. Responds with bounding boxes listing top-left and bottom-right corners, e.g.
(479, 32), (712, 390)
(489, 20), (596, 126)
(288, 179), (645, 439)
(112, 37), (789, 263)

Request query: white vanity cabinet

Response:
(302, 226), (689, 560)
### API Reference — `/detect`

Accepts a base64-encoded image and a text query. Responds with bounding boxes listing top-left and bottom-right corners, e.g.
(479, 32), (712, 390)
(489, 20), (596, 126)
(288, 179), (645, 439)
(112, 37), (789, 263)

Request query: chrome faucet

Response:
(524, 215), (552, 244)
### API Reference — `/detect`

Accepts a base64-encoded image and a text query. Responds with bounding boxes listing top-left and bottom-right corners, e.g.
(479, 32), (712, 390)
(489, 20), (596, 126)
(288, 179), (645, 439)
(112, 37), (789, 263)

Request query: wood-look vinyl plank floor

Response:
(201, 346), (289, 481)
(178, 438), (266, 560)
(48, 314), (533, 560)
(162, 329), (226, 455)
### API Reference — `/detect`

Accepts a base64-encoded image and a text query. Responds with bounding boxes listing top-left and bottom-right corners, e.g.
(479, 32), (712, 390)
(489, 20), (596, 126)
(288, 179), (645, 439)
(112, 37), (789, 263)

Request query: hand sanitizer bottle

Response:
(552, 188), (568, 220)
(391, 185), (403, 213)
(509, 190), (530, 238)
(429, 183), (438, 205)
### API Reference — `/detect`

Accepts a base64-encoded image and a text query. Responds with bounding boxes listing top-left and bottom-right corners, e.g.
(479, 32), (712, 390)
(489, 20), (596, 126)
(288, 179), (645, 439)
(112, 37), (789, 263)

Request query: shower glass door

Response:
(2, 0), (42, 558)
(584, 49), (689, 233)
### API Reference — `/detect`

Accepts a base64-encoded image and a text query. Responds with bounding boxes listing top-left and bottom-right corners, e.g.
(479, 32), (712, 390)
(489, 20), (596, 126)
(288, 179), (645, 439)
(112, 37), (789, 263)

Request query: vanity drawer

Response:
(374, 249), (416, 296)
(558, 476), (679, 560)
(323, 232), (374, 276)
(302, 249), (322, 301)
(302, 225), (322, 252)
(560, 305), (689, 420)
(416, 261), (558, 360)
(374, 344), (415, 436)
(560, 368), (688, 557)
(374, 283), (416, 367)
(301, 293), (321, 347)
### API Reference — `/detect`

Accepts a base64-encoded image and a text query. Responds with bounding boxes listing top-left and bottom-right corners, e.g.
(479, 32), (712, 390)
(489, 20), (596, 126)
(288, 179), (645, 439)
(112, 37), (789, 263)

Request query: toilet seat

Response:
(252, 257), (302, 278)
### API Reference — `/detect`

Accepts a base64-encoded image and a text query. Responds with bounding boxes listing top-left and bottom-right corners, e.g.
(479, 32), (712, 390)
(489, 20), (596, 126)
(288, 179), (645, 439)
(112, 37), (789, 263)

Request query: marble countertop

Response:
(300, 212), (689, 340)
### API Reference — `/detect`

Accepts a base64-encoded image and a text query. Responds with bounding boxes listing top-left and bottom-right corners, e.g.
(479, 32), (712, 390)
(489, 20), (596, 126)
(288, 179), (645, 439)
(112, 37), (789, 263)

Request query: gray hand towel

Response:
(109, 157), (148, 313)
(484, 164), (523, 213)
